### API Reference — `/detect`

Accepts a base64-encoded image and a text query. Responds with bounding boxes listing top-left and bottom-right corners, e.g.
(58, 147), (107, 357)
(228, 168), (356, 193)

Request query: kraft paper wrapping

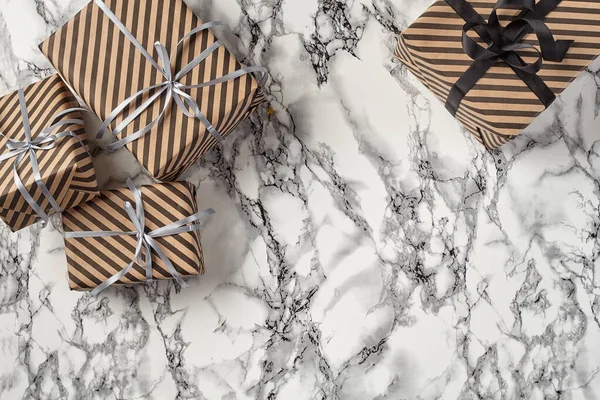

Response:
(0, 75), (98, 232)
(394, 0), (600, 149)
(40, 0), (265, 182)
(62, 182), (205, 291)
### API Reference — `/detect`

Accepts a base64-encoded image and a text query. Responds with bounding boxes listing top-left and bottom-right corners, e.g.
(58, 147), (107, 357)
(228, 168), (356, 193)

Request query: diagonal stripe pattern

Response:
(40, 0), (265, 181)
(0, 75), (99, 232)
(62, 181), (205, 291)
(394, 0), (600, 149)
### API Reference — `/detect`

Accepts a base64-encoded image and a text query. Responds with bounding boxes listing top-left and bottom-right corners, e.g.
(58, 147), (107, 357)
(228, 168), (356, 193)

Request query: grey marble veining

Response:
(1, 0), (600, 399)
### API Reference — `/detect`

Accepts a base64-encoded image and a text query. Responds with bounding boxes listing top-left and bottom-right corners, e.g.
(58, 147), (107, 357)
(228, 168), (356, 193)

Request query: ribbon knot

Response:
(0, 89), (90, 225)
(445, 0), (573, 116)
(93, 0), (268, 152)
(64, 178), (215, 296)
(6, 135), (57, 152)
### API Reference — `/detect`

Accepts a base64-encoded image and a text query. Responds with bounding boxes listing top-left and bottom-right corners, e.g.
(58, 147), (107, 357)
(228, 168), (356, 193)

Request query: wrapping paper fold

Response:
(394, 0), (600, 149)
(62, 182), (205, 291)
(40, 0), (265, 182)
(0, 75), (98, 232)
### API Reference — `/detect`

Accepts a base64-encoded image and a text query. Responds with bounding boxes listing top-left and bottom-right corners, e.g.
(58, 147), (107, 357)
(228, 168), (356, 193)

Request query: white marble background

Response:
(1, 0), (600, 399)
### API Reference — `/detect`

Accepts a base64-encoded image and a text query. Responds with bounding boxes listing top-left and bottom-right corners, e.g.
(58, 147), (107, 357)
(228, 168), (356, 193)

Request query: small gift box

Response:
(62, 179), (211, 294)
(40, 0), (266, 182)
(0, 75), (98, 232)
(395, 0), (600, 149)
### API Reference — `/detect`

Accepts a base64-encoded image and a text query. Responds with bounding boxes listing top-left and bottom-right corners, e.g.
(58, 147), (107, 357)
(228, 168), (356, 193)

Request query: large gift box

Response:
(0, 75), (98, 232)
(62, 181), (206, 292)
(395, 0), (600, 149)
(40, 0), (265, 182)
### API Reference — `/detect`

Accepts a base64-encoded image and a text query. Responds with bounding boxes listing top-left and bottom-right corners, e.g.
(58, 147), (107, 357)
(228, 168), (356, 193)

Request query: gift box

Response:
(394, 0), (600, 149)
(62, 180), (206, 292)
(0, 75), (98, 232)
(40, 0), (265, 182)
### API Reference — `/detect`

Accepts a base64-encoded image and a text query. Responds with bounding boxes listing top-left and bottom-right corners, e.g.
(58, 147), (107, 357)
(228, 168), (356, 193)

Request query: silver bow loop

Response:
(64, 177), (215, 296)
(93, 0), (268, 151)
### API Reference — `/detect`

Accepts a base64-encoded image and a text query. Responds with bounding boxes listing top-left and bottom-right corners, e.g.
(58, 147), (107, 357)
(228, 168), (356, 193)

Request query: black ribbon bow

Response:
(445, 0), (572, 116)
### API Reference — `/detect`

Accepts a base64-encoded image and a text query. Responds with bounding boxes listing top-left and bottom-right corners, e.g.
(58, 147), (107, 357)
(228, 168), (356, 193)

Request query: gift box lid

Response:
(0, 75), (97, 227)
(40, 0), (265, 181)
(397, 0), (600, 148)
(62, 181), (204, 291)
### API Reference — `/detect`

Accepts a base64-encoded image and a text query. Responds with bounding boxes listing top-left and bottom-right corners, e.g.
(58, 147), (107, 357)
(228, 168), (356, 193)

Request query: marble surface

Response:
(1, 0), (600, 399)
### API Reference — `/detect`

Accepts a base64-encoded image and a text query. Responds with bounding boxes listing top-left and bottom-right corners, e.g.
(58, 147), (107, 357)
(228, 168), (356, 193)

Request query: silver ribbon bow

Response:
(65, 178), (215, 296)
(0, 89), (90, 224)
(93, 0), (268, 150)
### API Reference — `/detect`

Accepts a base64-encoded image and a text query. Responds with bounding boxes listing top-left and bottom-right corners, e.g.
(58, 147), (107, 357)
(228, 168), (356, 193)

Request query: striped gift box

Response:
(395, 0), (600, 149)
(62, 181), (205, 291)
(0, 75), (98, 232)
(40, 0), (265, 182)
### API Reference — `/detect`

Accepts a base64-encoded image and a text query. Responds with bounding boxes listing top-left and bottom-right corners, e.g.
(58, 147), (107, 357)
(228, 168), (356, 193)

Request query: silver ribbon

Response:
(93, 0), (268, 150)
(0, 89), (90, 225)
(64, 178), (215, 296)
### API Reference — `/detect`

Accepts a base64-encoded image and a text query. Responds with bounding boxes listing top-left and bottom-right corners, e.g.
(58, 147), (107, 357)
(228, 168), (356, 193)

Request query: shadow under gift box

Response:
(0, 75), (98, 232)
(394, 0), (600, 149)
(62, 181), (204, 291)
(39, 0), (266, 182)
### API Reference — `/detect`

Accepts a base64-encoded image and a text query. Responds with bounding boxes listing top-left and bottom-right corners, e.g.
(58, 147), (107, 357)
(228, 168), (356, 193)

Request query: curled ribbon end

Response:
(213, 132), (225, 144)
(555, 39), (574, 62)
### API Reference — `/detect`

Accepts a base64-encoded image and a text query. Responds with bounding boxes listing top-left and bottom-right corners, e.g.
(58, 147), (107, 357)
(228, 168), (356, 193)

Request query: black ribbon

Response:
(444, 0), (573, 116)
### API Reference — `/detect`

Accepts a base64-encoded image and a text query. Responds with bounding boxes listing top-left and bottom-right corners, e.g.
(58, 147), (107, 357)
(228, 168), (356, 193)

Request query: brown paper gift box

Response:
(0, 75), (98, 232)
(40, 0), (265, 182)
(62, 181), (205, 291)
(394, 0), (600, 149)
